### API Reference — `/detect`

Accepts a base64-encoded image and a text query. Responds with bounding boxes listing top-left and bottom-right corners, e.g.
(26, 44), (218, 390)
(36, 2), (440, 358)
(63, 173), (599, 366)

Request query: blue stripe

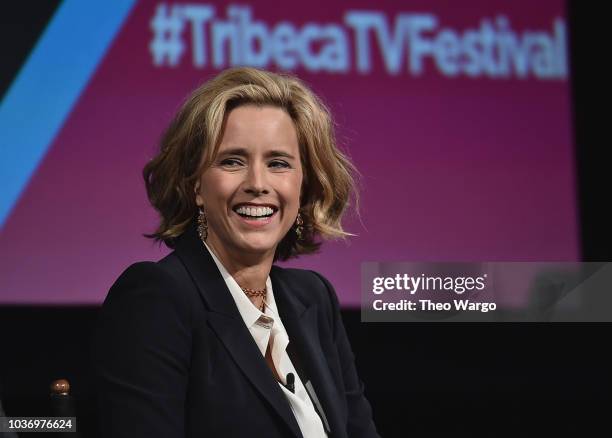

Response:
(0, 0), (136, 228)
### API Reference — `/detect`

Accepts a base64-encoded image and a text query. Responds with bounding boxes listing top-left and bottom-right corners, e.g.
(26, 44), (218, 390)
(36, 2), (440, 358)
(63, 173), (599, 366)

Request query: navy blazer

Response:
(94, 223), (379, 437)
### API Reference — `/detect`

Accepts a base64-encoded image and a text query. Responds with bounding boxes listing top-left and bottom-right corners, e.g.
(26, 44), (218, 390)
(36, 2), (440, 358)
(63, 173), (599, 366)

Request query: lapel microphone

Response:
(285, 372), (295, 393)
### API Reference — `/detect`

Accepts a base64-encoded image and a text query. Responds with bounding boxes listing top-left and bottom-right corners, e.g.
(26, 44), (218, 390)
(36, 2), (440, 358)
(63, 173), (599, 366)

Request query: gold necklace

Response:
(240, 286), (267, 312)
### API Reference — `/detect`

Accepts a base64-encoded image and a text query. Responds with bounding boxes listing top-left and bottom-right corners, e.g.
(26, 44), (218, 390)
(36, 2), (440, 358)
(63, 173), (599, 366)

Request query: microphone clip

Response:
(285, 372), (295, 393)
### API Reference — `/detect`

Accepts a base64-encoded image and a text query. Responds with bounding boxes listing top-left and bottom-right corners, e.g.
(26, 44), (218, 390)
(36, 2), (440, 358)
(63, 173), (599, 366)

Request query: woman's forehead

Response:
(217, 106), (299, 154)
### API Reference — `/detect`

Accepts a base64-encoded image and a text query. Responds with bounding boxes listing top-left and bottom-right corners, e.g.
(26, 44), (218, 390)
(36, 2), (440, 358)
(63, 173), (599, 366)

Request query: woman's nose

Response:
(244, 163), (269, 195)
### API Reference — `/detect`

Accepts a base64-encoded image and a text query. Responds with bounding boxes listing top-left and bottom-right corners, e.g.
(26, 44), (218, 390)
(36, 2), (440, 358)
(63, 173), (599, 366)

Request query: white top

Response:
(203, 242), (327, 438)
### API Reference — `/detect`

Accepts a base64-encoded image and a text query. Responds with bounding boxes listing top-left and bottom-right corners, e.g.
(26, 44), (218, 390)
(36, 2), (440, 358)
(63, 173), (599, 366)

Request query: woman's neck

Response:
(205, 235), (274, 290)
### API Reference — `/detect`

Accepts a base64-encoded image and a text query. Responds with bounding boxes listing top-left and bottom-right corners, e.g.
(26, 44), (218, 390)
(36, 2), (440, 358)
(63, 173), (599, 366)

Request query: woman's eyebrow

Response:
(265, 150), (296, 160)
(218, 148), (296, 160)
(218, 147), (248, 157)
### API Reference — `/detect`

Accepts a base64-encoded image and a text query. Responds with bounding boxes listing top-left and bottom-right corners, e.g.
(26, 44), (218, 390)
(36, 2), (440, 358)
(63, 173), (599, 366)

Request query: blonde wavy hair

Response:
(143, 67), (357, 261)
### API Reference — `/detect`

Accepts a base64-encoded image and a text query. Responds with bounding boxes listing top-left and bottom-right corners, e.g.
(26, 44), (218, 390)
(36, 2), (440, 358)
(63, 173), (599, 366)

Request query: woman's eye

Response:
(269, 160), (290, 169)
(220, 158), (243, 167)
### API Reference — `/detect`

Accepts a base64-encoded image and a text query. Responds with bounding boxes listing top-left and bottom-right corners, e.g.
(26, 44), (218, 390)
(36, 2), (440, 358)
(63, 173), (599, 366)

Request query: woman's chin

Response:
(234, 234), (279, 256)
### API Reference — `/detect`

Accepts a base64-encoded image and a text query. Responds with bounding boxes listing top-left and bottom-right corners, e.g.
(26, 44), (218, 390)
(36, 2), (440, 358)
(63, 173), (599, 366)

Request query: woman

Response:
(94, 67), (379, 437)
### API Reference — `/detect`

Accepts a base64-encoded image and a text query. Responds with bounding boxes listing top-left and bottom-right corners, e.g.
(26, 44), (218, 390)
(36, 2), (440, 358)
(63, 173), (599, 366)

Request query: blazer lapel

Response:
(174, 224), (303, 438)
(271, 268), (346, 438)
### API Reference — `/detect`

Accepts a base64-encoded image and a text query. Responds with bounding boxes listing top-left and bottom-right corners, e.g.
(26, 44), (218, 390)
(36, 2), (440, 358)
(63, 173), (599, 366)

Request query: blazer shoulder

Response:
(103, 255), (198, 320)
(272, 265), (326, 289)
(272, 265), (339, 311)
(109, 261), (170, 290)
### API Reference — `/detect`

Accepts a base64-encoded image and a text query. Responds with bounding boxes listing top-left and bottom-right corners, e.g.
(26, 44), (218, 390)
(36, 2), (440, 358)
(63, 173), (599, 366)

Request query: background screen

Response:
(0, 0), (578, 305)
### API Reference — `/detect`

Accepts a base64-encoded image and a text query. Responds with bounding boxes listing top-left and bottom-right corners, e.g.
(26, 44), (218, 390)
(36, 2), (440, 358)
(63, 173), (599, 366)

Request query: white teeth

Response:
(235, 206), (274, 217)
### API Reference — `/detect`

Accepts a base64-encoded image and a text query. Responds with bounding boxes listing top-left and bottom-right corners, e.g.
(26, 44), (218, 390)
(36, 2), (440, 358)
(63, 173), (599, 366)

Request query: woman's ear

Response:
(194, 181), (203, 207)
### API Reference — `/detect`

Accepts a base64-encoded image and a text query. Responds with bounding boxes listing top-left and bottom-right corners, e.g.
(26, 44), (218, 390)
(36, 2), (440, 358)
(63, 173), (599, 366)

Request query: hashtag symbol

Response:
(149, 3), (186, 67)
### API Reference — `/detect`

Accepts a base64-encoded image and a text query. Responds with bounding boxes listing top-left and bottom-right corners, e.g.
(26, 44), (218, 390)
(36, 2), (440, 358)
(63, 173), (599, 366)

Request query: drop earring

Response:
(294, 212), (303, 240)
(197, 208), (208, 241)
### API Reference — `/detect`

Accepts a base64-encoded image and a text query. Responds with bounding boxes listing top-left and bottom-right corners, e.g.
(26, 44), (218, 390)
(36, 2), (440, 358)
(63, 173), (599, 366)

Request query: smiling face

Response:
(195, 105), (303, 263)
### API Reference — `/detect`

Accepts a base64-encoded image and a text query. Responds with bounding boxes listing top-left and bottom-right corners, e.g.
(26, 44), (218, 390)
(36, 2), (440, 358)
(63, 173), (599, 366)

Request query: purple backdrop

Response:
(0, 0), (578, 306)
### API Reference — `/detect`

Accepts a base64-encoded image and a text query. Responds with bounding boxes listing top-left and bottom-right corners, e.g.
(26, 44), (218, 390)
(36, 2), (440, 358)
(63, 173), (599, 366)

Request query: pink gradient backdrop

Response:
(0, 0), (578, 306)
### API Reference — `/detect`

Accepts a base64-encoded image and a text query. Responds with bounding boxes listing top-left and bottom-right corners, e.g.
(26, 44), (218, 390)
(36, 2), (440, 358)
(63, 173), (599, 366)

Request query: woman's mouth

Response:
(232, 204), (278, 227)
